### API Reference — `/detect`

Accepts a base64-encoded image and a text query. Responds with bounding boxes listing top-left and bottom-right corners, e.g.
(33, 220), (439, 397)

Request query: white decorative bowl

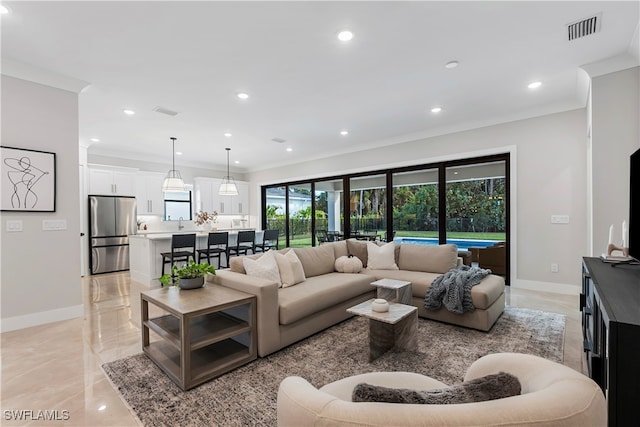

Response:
(371, 298), (390, 313)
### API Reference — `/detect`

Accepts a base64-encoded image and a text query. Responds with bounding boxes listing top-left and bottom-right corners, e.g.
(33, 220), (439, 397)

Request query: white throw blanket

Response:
(424, 265), (491, 314)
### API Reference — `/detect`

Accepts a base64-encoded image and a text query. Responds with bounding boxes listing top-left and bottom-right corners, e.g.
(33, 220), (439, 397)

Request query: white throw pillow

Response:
(366, 241), (399, 270)
(274, 250), (306, 288)
(243, 251), (282, 287)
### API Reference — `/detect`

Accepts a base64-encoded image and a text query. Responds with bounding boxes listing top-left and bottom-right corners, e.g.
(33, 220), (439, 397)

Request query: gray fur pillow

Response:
(352, 372), (521, 404)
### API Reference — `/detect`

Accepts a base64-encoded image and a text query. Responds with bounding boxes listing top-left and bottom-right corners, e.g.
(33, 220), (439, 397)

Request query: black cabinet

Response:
(581, 258), (640, 426)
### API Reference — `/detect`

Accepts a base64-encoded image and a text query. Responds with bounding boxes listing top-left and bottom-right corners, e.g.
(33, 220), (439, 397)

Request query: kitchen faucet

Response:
(178, 217), (184, 230)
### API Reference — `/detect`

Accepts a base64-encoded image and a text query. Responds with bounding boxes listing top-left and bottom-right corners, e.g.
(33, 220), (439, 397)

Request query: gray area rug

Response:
(102, 306), (564, 427)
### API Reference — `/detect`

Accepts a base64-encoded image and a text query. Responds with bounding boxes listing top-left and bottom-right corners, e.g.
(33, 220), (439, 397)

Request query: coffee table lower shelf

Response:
(144, 338), (252, 387)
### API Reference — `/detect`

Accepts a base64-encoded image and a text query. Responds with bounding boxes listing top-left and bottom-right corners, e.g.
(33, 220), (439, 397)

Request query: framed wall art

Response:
(1, 146), (56, 212)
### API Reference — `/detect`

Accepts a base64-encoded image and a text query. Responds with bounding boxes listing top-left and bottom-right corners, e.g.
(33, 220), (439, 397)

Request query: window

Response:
(261, 153), (510, 281)
(164, 188), (192, 221)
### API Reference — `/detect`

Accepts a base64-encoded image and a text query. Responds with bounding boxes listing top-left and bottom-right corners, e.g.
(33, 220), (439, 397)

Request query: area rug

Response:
(102, 306), (564, 427)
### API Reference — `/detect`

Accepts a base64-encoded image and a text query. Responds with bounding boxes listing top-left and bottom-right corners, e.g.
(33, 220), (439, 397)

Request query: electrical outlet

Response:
(551, 263), (559, 273)
(6, 220), (23, 232)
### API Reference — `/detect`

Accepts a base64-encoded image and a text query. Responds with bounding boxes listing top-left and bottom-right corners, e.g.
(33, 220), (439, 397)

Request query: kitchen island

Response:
(130, 229), (262, 287)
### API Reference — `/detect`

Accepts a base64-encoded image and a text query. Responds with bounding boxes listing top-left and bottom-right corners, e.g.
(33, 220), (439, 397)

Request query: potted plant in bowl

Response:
(159, 260), (216, 289)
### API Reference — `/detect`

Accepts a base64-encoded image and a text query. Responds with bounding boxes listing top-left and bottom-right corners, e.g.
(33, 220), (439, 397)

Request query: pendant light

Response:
(219, 147), (238, 196)
(162, 137), (186, 192)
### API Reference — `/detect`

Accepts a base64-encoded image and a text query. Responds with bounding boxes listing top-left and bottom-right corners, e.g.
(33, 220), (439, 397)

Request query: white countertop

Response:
(130, 229), (258, 240)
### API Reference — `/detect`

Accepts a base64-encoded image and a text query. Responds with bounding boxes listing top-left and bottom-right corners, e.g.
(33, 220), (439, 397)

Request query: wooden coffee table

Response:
(347, 299), (418, 361)
(141, 284), (257, 390)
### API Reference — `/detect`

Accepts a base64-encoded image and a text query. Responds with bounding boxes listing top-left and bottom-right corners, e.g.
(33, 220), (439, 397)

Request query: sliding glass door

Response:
(392, 168), (439, 243)
(349, 174), (387, 241)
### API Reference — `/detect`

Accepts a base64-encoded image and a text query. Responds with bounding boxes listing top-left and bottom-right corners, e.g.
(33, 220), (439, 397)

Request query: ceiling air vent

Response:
(152, 106), (179, 116)
(271, 137), (286, 143)
(567, 13), (601, 41)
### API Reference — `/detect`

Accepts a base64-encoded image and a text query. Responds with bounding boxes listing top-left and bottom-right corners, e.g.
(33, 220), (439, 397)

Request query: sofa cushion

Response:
(346, 239), (369, 267)
(329, 240), (349, 259)
(242, 251), (282, 287)
(293, 244), (336, 278)
(398, 244), (457, 274)
(274, 250), (306, 288)
(279, 273), (373, 325)
(352, 372), (521, 404)
(367, 241), (399, 270)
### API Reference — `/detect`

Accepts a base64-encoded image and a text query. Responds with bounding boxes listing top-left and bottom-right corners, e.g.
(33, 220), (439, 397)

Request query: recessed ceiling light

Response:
(224, 132), (232, 137)
(234, 160), (240, 164)
(286, 147), (293, 152)
(0, 5), (10, 14)
(175, 151), (182, 156)
(445, 60), (459, 69)
(90, 138), (100, 143)
(98, 405), (107, 411)
(340, 130), (349, 136)
(528, 81), (542, 89)
(337, 30), (354, 42)
(237, 92), (249, 100)
(123, 109), (135, 115)
(431, 107), (442, 113)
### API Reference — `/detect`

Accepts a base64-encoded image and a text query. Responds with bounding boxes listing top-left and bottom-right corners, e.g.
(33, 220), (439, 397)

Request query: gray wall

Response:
(1, 76), (82, 331)
(590, 67), (640, 257)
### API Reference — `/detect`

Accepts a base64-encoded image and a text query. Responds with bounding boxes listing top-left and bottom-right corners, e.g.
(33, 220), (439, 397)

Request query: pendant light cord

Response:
(226, 147), (231, 177)
(171, 137), (177, 172)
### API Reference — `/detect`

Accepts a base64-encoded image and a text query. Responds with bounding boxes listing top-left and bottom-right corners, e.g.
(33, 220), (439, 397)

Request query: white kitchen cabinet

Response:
(89, 166), (136, 196)
(194, 177), (249, 215)
(136, 172), (165, 215)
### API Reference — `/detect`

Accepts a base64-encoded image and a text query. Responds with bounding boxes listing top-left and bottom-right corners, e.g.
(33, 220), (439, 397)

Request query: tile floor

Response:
(1, 272), (584, 426)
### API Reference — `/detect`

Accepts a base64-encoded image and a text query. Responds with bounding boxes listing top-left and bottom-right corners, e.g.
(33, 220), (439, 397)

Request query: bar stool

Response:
(255, 229), (279, 252)
(196, 232), (229, 269)
(228, 230), (256, 259)
(160, 233), (196, 276)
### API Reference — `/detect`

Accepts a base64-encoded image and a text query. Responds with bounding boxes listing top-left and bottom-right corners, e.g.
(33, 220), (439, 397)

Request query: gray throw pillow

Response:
(352, 372), (521, 404)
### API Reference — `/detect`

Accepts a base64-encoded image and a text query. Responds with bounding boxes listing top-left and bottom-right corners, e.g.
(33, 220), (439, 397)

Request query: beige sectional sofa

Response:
(208, 239), (505, 357)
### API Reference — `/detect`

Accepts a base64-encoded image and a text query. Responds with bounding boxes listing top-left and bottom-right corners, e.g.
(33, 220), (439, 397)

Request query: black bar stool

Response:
(255, 229), (279, 252)
(228, 230), (256, 259)
(196, 232), (229, 269)
(161, 233), (196, 276)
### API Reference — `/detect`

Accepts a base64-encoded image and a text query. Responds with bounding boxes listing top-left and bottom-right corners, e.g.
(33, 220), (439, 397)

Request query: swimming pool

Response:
(393, 237), (500, 250)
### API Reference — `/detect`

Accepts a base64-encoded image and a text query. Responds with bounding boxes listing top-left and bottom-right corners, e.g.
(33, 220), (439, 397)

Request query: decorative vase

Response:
(371, 298), (389, 312)
(178, 277), (205, 290)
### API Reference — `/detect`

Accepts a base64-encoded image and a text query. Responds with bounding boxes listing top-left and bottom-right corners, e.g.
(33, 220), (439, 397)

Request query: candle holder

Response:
(607, 243), (630, 258)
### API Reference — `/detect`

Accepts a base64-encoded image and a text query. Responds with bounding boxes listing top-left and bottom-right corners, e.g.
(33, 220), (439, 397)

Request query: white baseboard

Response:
(1, 304), (83, 333)
(511, 279), (580, 295)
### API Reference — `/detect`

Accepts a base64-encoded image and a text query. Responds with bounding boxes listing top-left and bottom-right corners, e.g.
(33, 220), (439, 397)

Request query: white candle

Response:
(622, 220), (628, 247)
(609, 224), (614, 245)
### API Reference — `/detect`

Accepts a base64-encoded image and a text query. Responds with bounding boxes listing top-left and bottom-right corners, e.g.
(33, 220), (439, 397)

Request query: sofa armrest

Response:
(277, 376), (338, 427)
(209, 270), (281, 357)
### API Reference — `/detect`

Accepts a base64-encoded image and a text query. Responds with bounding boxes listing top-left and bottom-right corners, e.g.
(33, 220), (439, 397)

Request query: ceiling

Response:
(2, 1), (639, 173)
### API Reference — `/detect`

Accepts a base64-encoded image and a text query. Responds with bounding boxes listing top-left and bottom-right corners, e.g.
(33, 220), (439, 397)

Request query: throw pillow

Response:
(242, 251), (281, 287)
(366, 241), (399, 270)
(274, 250), (306, 288)
(352, 372), (521, 404)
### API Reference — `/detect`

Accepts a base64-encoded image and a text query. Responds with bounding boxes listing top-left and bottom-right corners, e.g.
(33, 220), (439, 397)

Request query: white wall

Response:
(1, 76), (83, 331)
(590, 66), (640, 256)
(249, 109), (588, 293)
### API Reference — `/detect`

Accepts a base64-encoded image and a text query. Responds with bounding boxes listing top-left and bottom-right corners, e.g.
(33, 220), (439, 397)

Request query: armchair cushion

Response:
(352, 372), (521, 404)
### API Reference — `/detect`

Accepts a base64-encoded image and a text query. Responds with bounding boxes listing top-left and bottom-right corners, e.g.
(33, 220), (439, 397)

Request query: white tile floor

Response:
(0, 272), (584, 426)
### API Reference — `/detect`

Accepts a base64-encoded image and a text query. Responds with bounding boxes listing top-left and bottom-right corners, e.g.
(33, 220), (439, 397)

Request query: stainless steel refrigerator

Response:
(89, 195), (137, 274)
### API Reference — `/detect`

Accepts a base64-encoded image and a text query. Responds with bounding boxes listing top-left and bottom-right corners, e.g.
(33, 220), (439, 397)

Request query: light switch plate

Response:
(6, 220), (23, 232)
(551, 215), (570, 224)
(42, 220), (67, 230)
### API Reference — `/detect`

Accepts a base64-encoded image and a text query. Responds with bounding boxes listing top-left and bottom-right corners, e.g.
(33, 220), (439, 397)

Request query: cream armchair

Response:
(277, 353), (606, 427)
